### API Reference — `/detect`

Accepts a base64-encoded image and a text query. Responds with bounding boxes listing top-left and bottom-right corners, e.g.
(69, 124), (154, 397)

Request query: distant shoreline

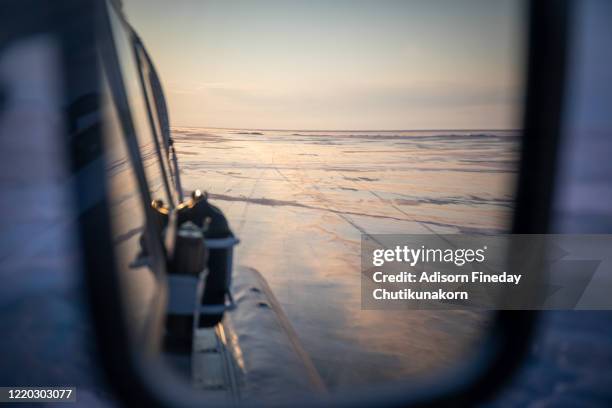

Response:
(171, 125), (521, 133)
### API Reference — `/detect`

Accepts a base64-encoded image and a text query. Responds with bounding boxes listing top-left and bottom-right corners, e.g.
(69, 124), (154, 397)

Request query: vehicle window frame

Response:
(107, 5), (174, 209)
(133, 40), (179, 207)
(95, 0), (169, 344)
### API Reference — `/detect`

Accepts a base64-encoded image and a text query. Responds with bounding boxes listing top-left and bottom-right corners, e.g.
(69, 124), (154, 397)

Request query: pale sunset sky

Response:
(122, 0), (525, 130)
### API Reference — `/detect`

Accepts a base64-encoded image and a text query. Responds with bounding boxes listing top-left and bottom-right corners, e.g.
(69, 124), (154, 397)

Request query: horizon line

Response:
(170, 125), (522, 132)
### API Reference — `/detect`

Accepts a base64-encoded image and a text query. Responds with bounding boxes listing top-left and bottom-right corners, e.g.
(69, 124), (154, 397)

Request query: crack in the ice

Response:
(206, 193), (502, 234)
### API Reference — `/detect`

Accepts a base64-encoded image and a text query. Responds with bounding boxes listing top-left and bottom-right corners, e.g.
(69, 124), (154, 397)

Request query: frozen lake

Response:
(173, 127), (520, 389)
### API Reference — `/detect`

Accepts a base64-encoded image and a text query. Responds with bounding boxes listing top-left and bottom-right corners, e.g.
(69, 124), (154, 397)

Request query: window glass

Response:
(137, 47), (177, 202)
(108, 6), (171, 206)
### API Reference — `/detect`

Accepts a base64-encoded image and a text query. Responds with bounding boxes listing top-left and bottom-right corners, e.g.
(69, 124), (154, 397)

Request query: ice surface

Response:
(173, 127), (519, 389)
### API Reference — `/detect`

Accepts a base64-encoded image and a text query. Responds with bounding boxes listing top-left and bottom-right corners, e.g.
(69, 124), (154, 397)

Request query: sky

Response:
(122, 0), (525, 130)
